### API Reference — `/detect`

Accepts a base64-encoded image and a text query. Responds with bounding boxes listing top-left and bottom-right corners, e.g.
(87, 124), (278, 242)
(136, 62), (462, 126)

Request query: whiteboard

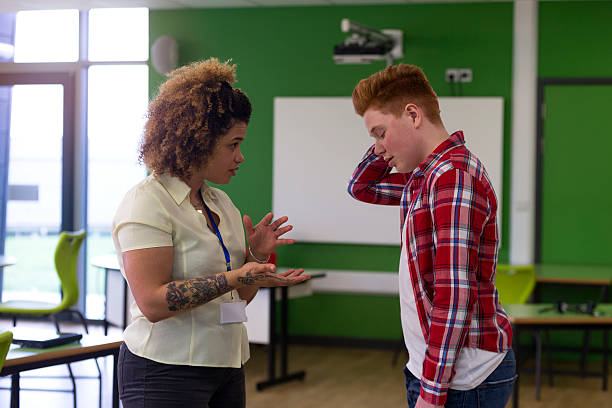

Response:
(273, 97), (504, 245)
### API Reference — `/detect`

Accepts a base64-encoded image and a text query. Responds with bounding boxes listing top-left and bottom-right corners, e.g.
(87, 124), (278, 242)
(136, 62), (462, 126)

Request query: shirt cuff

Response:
(419, 378), (449, 406)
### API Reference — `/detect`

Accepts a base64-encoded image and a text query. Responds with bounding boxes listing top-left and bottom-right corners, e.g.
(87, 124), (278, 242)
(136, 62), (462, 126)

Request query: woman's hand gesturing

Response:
(234, 262), (309, 288)
(244, 213), (294, 261)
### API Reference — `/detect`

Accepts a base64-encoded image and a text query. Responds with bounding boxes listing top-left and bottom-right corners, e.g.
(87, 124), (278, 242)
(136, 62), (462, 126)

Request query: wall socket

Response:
(445, 68), (473, 83)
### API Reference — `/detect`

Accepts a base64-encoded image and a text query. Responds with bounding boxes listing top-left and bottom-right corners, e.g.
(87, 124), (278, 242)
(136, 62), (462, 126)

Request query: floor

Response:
(1, 319), (610, 408)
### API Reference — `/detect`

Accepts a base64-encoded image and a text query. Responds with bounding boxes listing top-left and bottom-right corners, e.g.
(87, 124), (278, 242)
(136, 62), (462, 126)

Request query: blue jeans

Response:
(404, 349), (516, 408)
(118, 343), (246, 408)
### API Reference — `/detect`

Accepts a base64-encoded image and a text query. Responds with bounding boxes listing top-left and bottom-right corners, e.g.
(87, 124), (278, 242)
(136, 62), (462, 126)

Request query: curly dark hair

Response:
(139, 58), (252, 179)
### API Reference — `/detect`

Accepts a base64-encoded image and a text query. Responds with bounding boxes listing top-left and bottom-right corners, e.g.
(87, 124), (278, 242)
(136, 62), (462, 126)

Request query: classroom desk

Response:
(505, 303), (612, 408)
(90, 255), (130, 335)
(256, 272), (326, 391)
(1, 334), (123, 408)
(535, 264), (611, 300)
(534, 264), (612, 378)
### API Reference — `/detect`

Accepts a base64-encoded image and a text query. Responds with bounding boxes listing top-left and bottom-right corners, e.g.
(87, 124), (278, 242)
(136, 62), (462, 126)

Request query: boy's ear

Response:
(403, 104), (421, 127)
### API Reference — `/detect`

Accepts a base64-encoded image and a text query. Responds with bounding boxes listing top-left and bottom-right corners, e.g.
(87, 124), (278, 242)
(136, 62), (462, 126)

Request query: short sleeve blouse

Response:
(111, 173), (249, 367)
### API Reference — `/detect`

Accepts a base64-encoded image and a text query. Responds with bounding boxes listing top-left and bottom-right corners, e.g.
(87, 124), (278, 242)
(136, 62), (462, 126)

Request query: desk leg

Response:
(512, 325), (520, 408)
(603, 286), (610, 391)
(123, 278), (129, 330)
(280, 286), (289, 376)
(534, 331), (542, 401)
(256, 287), (306, 390)
(268, 286), (277, 381)
(10, 373), (19, 408)
(113, 347), (120, 408)
(104, 268), (110, 335)
(603, 328), (608, 391)
(256, 288), (276, 391)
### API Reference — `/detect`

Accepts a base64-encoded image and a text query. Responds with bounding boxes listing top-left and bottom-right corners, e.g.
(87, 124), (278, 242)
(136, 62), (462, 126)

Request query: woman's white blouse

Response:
(112, 173), (249, 368)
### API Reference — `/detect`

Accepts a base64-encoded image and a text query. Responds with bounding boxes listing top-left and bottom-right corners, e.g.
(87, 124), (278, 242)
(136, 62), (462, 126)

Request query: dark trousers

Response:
(118, 343), (246, 408)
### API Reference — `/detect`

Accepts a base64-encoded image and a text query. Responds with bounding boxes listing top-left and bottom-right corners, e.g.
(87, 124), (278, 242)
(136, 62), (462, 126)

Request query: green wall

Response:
(537, 1), (612, 357)
(150, 2), (514, 341)
(538, 1), (612, 266)
(539, 1), (612, 78)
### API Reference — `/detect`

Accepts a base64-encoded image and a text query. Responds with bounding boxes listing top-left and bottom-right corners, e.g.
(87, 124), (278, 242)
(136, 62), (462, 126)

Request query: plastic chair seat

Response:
(0, 299), (62, 314)
(0, 331), (12, 370)
(0, 230), (99, 408)
(496, 264), (536, 305)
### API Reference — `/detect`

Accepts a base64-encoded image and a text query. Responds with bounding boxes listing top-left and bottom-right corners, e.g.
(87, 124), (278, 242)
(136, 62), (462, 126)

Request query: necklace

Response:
(190, 198), (205, 214)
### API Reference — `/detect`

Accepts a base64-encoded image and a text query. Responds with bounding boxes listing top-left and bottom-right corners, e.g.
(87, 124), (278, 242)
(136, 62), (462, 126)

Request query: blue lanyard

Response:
(201, 198), (231, 272)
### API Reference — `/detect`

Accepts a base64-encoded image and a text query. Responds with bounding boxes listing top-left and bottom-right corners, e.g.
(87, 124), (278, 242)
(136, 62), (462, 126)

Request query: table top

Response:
(535, 264), (612, 286)
(0, 255), (17, 268)
(505, 303), (612, 325)
(3, 332), (123, 369)
(91, 254), (120, 270)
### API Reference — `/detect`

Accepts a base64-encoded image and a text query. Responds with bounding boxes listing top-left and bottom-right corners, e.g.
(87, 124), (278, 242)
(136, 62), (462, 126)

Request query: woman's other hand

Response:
(243, 213), (294, 260)
(232, 262), (310, 288)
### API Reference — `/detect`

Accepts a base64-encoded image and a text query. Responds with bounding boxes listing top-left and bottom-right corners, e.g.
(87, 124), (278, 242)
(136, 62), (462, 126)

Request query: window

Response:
(86, 8), (148, 319)
(14, 10), (79, 62)
(1, 8), (149, 320)
(88, 8), (148, 61)
(87, 64), (148, 318)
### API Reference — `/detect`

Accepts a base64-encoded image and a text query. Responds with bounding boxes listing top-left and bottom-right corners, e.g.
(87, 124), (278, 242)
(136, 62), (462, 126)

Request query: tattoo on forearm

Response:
(166, 274), (231, 312)
(237, 270), (291, 286)
(237, 270), (264, 285)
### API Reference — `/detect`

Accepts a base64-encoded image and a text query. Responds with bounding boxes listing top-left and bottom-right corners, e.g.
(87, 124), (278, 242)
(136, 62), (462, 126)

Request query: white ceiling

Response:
(0, 0), (510, 13)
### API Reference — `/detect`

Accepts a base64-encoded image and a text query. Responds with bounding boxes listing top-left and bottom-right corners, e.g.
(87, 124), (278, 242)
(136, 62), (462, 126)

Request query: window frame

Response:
(0, 9), (148, 317)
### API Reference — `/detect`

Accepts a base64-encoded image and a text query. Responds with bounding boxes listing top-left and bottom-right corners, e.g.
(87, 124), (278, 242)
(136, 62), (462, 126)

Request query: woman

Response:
(112, 58), (309, 408)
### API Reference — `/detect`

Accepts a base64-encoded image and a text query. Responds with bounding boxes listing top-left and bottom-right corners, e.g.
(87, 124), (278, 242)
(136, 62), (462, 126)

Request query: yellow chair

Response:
(0, 331), (12, 371)
(0, 230), (101, 408)
(496, 264), (536, 305)
(0, 230), (87, 330)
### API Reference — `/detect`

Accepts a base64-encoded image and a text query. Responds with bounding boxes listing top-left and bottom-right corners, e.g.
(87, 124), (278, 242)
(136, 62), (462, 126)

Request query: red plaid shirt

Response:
(348, 131), (512, 406)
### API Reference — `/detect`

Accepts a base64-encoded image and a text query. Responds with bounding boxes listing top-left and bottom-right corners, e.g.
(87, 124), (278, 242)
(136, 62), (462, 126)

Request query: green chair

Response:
(496, 264), (536, 305)
(0, 230), (101, 408)
(0, 331), (12, 371)
(0, 230), (88, 330)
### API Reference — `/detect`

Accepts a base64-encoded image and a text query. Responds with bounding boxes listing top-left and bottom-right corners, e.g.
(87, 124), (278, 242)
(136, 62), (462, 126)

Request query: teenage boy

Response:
(348, 64), (515, 408)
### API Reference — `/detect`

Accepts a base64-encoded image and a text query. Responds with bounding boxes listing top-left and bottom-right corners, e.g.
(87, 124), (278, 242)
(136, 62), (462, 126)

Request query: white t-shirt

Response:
(112, 172), (249, 368)
(399, 217), (505, 390)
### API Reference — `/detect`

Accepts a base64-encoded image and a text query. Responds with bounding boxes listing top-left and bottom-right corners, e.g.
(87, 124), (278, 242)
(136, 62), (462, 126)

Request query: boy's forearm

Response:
(348, 145), (407, 204)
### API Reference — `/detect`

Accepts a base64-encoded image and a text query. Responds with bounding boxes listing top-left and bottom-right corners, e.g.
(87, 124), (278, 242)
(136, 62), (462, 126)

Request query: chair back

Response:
(55, 230), (86, 310)
(0, 331), (13, 370)
(496, 264), (536, 305)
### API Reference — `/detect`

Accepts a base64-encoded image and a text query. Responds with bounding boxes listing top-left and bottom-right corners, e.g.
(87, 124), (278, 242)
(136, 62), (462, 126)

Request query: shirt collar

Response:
(412, 131), (465, 177)
(155, 172), (210, 206)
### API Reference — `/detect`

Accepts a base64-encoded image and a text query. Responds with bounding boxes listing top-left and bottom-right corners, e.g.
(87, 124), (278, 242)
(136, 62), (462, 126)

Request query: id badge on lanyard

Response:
(200, 196), (247, 324)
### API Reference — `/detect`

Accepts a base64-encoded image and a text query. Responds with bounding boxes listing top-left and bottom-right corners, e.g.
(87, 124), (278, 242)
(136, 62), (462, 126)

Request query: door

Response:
(0, 73), (76, 303)
(536, 81), (612, 265)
